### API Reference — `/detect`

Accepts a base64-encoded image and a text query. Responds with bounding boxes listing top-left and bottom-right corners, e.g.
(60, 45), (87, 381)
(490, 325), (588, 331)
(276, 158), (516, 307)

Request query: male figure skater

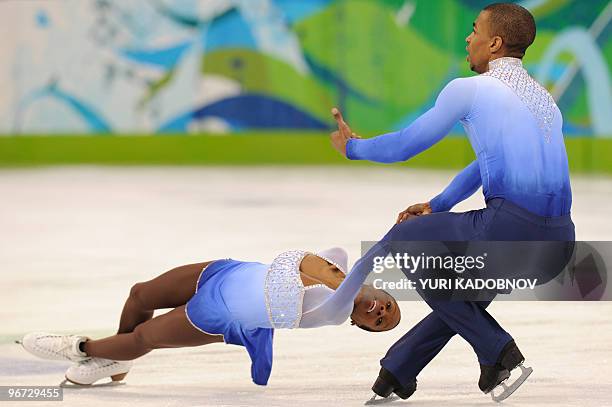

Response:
(330, 2), (574, 403)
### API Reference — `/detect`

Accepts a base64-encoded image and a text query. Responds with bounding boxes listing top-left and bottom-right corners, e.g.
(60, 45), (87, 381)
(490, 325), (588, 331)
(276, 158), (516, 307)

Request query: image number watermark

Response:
(0, 386), (63, 401)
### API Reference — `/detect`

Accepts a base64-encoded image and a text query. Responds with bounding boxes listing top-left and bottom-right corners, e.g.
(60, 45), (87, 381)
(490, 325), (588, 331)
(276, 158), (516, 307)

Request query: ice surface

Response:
(1, 167), (611, 406)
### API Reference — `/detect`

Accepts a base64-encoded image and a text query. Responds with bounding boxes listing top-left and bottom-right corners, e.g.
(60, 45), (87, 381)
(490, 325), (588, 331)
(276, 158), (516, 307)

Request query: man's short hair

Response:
(484, 3), (536, 57)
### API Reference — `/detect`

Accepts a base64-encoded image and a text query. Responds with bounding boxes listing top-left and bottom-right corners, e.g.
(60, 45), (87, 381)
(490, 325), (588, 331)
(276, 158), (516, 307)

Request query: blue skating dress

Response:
(185, 248), (367, 385)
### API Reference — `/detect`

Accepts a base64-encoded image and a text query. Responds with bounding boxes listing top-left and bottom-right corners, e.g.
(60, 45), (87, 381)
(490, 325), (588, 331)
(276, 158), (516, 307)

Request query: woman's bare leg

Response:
(84, 305), (223, 360)
(117, 261), (214, 334)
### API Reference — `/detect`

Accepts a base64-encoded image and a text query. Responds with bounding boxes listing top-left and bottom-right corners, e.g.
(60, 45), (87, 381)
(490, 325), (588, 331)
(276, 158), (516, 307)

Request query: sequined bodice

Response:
(263, 250), (350, 329)
(264, 250), (307, 329)
(484, 57), (557, 141)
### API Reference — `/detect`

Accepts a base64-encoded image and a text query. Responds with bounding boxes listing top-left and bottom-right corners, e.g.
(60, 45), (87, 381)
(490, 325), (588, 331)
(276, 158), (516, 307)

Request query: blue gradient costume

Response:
(347, 57), (572, 217)
(345, 58), (574, 385)
(185, 249), (368, 385)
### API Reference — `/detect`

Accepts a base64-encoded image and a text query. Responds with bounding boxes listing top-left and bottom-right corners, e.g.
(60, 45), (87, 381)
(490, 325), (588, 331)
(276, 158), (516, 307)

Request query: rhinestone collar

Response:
(488, 57), (523, 71)
(483, 56), (556, 142)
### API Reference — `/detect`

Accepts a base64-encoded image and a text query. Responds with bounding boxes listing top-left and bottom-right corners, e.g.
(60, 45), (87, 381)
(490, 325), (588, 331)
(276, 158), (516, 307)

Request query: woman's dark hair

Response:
(351, 320), (377, 332)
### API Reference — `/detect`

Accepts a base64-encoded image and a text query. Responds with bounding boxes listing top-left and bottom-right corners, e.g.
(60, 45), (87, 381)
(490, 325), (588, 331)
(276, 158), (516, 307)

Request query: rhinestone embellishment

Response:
(484, 57), (557, 142)
(264, 250), (307, 329)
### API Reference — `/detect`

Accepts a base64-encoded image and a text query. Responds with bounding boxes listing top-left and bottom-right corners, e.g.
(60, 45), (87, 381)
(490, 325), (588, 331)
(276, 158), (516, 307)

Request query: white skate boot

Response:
(20, 332), (89, 362)
(63, 358), (133, 387)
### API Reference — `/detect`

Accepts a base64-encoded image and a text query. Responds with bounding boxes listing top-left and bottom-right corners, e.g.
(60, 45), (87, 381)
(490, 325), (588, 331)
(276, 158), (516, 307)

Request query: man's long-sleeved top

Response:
(346, 57), (572, 217)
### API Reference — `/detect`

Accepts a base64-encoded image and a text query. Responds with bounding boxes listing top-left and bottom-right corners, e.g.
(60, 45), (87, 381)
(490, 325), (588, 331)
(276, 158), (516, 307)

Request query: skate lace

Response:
(78, 357), (117, 371)
(40, 335), (76, 357)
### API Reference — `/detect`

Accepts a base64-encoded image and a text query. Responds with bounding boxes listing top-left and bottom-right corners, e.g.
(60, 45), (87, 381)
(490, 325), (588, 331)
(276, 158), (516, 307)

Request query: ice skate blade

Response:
(365, 394), (400, 405)
(60, 378), (126, 389)
(490, 365), (533, 403)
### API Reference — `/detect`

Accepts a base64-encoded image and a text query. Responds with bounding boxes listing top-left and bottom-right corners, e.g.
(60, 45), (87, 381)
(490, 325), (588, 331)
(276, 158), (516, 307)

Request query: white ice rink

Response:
(1, 167), (611, 406)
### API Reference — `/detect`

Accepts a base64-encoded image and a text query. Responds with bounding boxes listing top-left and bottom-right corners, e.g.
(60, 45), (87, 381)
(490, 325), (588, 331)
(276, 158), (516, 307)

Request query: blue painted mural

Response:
(0, 0), (610, 136)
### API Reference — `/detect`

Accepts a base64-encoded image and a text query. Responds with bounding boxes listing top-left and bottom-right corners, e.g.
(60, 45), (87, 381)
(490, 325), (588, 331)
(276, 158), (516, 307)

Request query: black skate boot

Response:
(479, 340), (533, 402)
(366, 367), (416, 404)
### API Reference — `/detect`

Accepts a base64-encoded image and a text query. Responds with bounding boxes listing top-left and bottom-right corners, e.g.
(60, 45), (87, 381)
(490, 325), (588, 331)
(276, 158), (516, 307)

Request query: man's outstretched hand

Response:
(330, 107), (360, 157)
(396, 202), (432, 224)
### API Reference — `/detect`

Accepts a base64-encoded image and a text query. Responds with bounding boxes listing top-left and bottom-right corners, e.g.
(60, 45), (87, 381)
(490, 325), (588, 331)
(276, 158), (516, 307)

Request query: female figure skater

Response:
(21, 248), (400, 386)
